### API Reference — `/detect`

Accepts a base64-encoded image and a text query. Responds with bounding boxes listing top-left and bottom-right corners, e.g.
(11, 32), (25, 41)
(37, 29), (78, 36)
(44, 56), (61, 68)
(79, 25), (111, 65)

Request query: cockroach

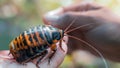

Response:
(9, 18), (108, 68)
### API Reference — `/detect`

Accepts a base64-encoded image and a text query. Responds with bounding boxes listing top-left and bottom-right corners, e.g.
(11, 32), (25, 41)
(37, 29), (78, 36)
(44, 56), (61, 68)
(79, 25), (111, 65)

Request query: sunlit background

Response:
(0, 0), (120, 68)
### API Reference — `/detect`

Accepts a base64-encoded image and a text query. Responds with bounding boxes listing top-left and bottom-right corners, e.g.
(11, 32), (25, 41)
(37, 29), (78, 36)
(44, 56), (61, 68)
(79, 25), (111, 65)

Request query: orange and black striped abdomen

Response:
(9, 25), (64, 63)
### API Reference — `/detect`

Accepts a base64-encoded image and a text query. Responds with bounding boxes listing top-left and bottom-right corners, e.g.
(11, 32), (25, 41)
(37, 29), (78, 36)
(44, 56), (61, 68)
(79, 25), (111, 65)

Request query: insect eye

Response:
(52, 32), (60, 40)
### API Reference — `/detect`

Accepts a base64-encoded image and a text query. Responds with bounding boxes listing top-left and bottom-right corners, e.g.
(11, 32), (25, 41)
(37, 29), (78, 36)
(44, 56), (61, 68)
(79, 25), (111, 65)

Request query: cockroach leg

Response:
(36, 51), (48, 68)
(48, 49), (56, 65)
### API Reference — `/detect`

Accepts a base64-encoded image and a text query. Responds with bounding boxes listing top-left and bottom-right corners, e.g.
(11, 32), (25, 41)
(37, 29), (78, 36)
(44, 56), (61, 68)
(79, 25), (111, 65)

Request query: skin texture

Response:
(43, 2), (120, 62)
(0, 41), (67, 68)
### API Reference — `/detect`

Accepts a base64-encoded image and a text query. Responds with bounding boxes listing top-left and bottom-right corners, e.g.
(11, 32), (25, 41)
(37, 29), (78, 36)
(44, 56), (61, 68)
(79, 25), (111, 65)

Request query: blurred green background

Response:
(0, 0), (120, 68)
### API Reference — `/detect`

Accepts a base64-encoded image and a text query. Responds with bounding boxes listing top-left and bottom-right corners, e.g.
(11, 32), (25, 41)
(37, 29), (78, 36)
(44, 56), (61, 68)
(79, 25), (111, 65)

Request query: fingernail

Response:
(44, 8), (63, 23)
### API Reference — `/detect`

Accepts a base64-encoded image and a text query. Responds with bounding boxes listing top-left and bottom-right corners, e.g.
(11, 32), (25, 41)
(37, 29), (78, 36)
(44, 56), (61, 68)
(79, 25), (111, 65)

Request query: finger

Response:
(39, 41), (67, 68)
(0, 50), (13, 59)
(44, 11), (99, 32)
(0, 50), (9, 55)
(62, 2), (103, 12)
(43, 2), (103, 24)
(44, 2), (103, 16)
(63, 35), (69, 44)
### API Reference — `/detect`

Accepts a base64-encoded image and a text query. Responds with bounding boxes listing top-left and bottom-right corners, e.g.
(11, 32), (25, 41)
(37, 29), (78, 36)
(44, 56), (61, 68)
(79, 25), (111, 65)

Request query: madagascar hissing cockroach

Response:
(9, 18), (108, 68)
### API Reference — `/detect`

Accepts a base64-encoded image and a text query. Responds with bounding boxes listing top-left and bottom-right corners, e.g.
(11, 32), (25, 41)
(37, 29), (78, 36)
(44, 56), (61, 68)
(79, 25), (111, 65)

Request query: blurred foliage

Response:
(0, 0), (120, 68)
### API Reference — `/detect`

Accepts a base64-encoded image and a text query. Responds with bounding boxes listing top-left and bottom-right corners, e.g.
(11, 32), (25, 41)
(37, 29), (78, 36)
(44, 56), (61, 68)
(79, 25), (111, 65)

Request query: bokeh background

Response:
(0, 0), (120, 68)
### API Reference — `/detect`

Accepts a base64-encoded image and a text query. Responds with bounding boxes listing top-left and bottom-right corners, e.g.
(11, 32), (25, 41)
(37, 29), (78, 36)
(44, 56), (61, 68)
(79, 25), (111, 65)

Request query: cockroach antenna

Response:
(63, 17), (109, 68)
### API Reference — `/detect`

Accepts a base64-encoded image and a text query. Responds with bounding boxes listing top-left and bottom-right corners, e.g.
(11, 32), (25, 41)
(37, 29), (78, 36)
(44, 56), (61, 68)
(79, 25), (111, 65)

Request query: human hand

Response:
(43, 2), (120, 62)
(0, 42), (67, 68)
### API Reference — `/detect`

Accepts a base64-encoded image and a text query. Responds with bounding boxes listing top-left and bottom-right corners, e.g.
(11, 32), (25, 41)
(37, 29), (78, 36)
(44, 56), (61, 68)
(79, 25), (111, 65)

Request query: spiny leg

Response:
(36, 51), (48, 68)
(48, 44), (57, 64)
(48, 40), (65, 64)
(36, 55), (45, 68)
(48, 49), (56, 65)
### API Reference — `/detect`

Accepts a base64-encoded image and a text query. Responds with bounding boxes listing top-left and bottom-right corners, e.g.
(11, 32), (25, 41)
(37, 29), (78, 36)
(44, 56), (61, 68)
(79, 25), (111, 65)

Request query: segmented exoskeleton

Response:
(9, 18), (108, 68)
(9, 25), (64, 68)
